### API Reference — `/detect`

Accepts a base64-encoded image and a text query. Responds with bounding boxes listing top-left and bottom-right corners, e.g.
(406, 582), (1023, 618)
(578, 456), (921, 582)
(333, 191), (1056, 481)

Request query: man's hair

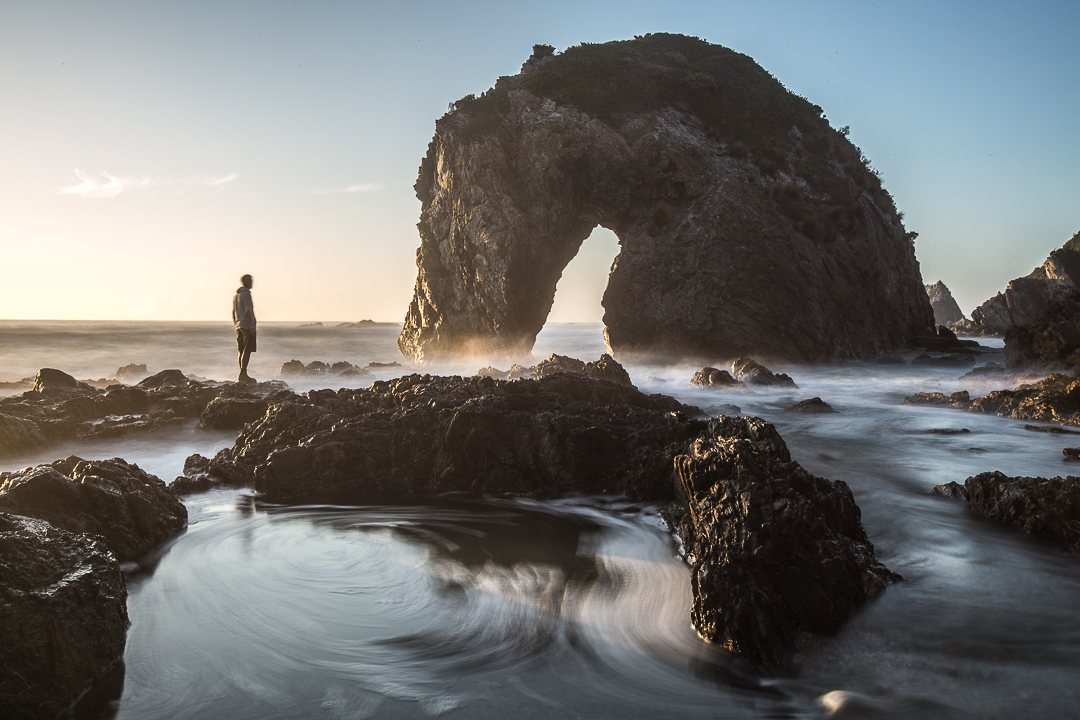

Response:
(240, 274), (253, 288)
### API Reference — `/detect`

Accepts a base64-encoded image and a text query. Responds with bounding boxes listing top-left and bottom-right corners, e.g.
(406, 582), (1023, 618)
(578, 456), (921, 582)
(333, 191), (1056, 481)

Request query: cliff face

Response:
(925, 280), (965, 325)
(399, 35), (934, 363)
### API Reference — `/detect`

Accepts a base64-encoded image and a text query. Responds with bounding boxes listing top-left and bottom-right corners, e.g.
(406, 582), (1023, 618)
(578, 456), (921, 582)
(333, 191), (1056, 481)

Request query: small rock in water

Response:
(730, 358), (797, 387)
(1063, 448), (1080, 460)
(1024, 424), (1080, 435)
(787, 397), (836, 413)
(963, 471), (1080, 551)
(933, 481), (968, 499)
(690, 367), (745, 389)
(926, 428), (970, 435)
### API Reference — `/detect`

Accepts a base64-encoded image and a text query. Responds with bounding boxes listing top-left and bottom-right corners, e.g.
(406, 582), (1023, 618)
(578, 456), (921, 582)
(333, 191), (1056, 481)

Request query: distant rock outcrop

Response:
(925, 280), (965, 325)
(399, 34), (933, 364)
(964, 239), (1080, 366)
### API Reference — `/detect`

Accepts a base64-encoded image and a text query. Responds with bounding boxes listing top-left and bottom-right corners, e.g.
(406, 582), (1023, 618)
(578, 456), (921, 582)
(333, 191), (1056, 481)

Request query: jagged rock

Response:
(0, 457), (187, 561)
(690, 367), (745, 389)
(730, 358), (797, 387)
(507, 364), (532, 380)
(925, 281), (966, 325)
(904, 391), (971, 408)
(113, 363), (149, 384)
(399, 35), (933, 364)
(184, 453), (211, 475)
(137, 369), (191, 390)
(476, 366), (510, 380)
(933, 481), (968, 498)
(533, 354), (587, 377)
(967, 244), (1080, 366)
(959, 472), (1080, 551)
(970, 374), (1080, 426)
(211, 373), (701, 503)
(0, 513), (128, 720)
(670, 416), (899, 672)
(198, 381), (293, 430)
(582, 353), (634, 387)
(948, 317), (1000, 337)
(32, 368), (93, 396)
(787, 397), (836, 413)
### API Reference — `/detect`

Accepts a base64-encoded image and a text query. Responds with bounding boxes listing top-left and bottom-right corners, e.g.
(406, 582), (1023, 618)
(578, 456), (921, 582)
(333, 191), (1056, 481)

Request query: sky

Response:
(1, 0), (1077, 323)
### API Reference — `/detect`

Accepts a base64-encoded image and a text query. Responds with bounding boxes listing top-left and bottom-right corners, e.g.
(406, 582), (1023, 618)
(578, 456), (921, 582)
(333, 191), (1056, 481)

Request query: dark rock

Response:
(279, 360), (306, 376)
(903, 390), (972, 408)
(338, 367), (372, 378)
(398, 36), (933, 363)
(925, 281), (966, 326)
(730, 358), (797, 387)
(0, 457), (187, 561)
(582, 354), (634, 387)
(136, 369), (191, 390)
(911, 352), (978, 367)
(367, 361), (404, 369)
(198, 381), (292, 430)
(968, 246), (1080, 367)
(0, 513), (128, 720)
(533, 354), (586, 378)
(968, 374), (1080, 426)
(948, 317), (1001, 338)
(476, 366), (510, 380)
(210, 372), (896, 671)
(1023, 424), (1080, 435)
(1063, 448), (1080, 460)
(716, 403), (742, 416)
(330, 361), (356, 374)
(933, 481), (968, 499)
(671, 416), (900, 672)
(33, 368), (93, 396)
(960, 364), (1008, 381)
(337, 320), (400, 328)
(168, 474), (214, 494)
(962, 471), (1080, 551)
(926, 428), (970, 435)
(786, 397), (836, 413)
(184, 454), (211, 475)
(690, 367), (745, 389)
(911, 325), (984, 354)
(308, 361), (330, 373)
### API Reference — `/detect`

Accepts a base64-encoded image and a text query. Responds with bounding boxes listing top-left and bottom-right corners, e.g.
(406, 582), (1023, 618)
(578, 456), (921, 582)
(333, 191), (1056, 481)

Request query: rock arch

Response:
(399, 40), (934, 364)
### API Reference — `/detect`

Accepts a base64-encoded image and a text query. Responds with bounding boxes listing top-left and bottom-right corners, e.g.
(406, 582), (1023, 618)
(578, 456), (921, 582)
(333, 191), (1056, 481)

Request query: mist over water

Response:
(2, 321), (1079, 719)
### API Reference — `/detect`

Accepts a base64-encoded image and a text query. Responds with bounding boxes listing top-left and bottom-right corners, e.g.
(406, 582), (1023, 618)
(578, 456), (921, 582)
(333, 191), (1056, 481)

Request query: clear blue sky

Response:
(1, 0), (1077, 321)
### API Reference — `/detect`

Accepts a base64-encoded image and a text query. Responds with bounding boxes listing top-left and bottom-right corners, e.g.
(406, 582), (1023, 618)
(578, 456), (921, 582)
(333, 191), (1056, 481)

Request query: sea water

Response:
(1, 321), (1078, 719)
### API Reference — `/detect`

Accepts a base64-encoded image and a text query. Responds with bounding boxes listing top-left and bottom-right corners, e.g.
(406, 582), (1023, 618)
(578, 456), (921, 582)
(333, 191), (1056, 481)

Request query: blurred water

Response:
(2, 321), (1079, 719)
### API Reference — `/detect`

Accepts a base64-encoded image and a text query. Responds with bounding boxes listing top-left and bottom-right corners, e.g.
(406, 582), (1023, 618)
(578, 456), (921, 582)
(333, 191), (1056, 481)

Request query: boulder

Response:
(903, 391), (971, 409)
(925, 281), (966, 325)
(968, 374), (1080, 426)
(962, 472), (1080, 551)
(730, 358), (797, 387)
(670, 416), (900, 671)
(690, 367), (745, 389)
(0, 513), (128, 720)
(0, 457), (187, 561)
(198, 381), (292, 430)
(1064, 448), (1080, 460)
(32, 368), (93, 396)
(787, 397), (836, 413)
(399, 35), (933, 364)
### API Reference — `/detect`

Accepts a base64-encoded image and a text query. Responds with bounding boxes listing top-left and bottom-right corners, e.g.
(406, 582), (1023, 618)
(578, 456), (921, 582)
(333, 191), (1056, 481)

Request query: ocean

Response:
(1, 320), (1077, 719)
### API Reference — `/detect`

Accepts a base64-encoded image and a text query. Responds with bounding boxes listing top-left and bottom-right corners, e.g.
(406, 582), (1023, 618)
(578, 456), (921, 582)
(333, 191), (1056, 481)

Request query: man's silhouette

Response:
(232, 274), (257, 383)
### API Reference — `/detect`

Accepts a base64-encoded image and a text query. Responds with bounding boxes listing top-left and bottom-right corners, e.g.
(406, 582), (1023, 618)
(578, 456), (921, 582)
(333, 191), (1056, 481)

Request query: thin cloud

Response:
(310, 182), (383, 195)
(59, 170), (239, 198)
(60, 170), (153, 198)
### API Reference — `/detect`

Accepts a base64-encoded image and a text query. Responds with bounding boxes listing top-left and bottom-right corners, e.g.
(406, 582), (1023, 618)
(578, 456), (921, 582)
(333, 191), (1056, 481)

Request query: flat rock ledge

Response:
(212, 372), (897, 672)
(0, 513), (128, 720)
(0, 456), (187, 562)
(0, 367), (293, 457)
(668, 417), (899, 672)
(934, 472), (1080, 552)
(905, 373), (1080, 426)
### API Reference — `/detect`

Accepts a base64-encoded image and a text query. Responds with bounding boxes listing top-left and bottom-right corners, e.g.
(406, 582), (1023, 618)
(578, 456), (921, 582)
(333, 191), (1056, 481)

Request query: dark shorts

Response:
(236, 328), (257, 353)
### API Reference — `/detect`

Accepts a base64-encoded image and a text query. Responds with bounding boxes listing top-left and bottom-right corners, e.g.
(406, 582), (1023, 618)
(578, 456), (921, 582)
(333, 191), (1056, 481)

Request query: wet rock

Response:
(925, 281), (966, 326)
(279, 360), (306, 376)
(969, 374), (1080, 427)
(671, 416), (900, 672)
(0, 457), (187, 561)
(690, 367), (745, 389)
(1064, 448), (1080, 460)
(926, 428), (970, 435)
(933, 481), (968, 498)
(903, 391), (971, 409)
(533, 354), (586, 378)
(730, 358), (797, 387)
(137, 369), (191, 390)
(787, 397), (836, 413)
(582, 354), (634, 387)
(33, 368), (93, 396)
(1024, 424), (1080, 435)
(399, 36), (933, 363)
(962, 471), (1080, 551)
(0, 513), (128, 720)
(198, 381), (293, 430)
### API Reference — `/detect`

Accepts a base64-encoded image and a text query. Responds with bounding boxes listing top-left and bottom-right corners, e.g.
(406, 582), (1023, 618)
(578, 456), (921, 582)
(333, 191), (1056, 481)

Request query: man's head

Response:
(241, 274), (253, 289)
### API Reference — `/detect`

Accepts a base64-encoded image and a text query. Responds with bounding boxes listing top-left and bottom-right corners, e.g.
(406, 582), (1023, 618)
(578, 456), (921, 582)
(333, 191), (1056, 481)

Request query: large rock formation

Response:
(905, 373), (1080, 427)
(965, 238), (1080, 366)
(670, 417), (898, 671)
(399, 34), (933, 364)
(0, 513), (128, 719)
(210, 369), (898, 671)
(925, 280), (965, 325)
(0, 456), (187, 562)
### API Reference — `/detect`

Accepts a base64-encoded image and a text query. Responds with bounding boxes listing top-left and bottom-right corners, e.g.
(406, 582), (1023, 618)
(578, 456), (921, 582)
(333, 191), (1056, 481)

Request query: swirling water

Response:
(1, 321), (1079, 719)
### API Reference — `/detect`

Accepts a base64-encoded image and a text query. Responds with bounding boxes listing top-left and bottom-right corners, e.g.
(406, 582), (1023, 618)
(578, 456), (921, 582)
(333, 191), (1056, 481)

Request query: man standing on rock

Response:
(232, 274), (257, 384)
